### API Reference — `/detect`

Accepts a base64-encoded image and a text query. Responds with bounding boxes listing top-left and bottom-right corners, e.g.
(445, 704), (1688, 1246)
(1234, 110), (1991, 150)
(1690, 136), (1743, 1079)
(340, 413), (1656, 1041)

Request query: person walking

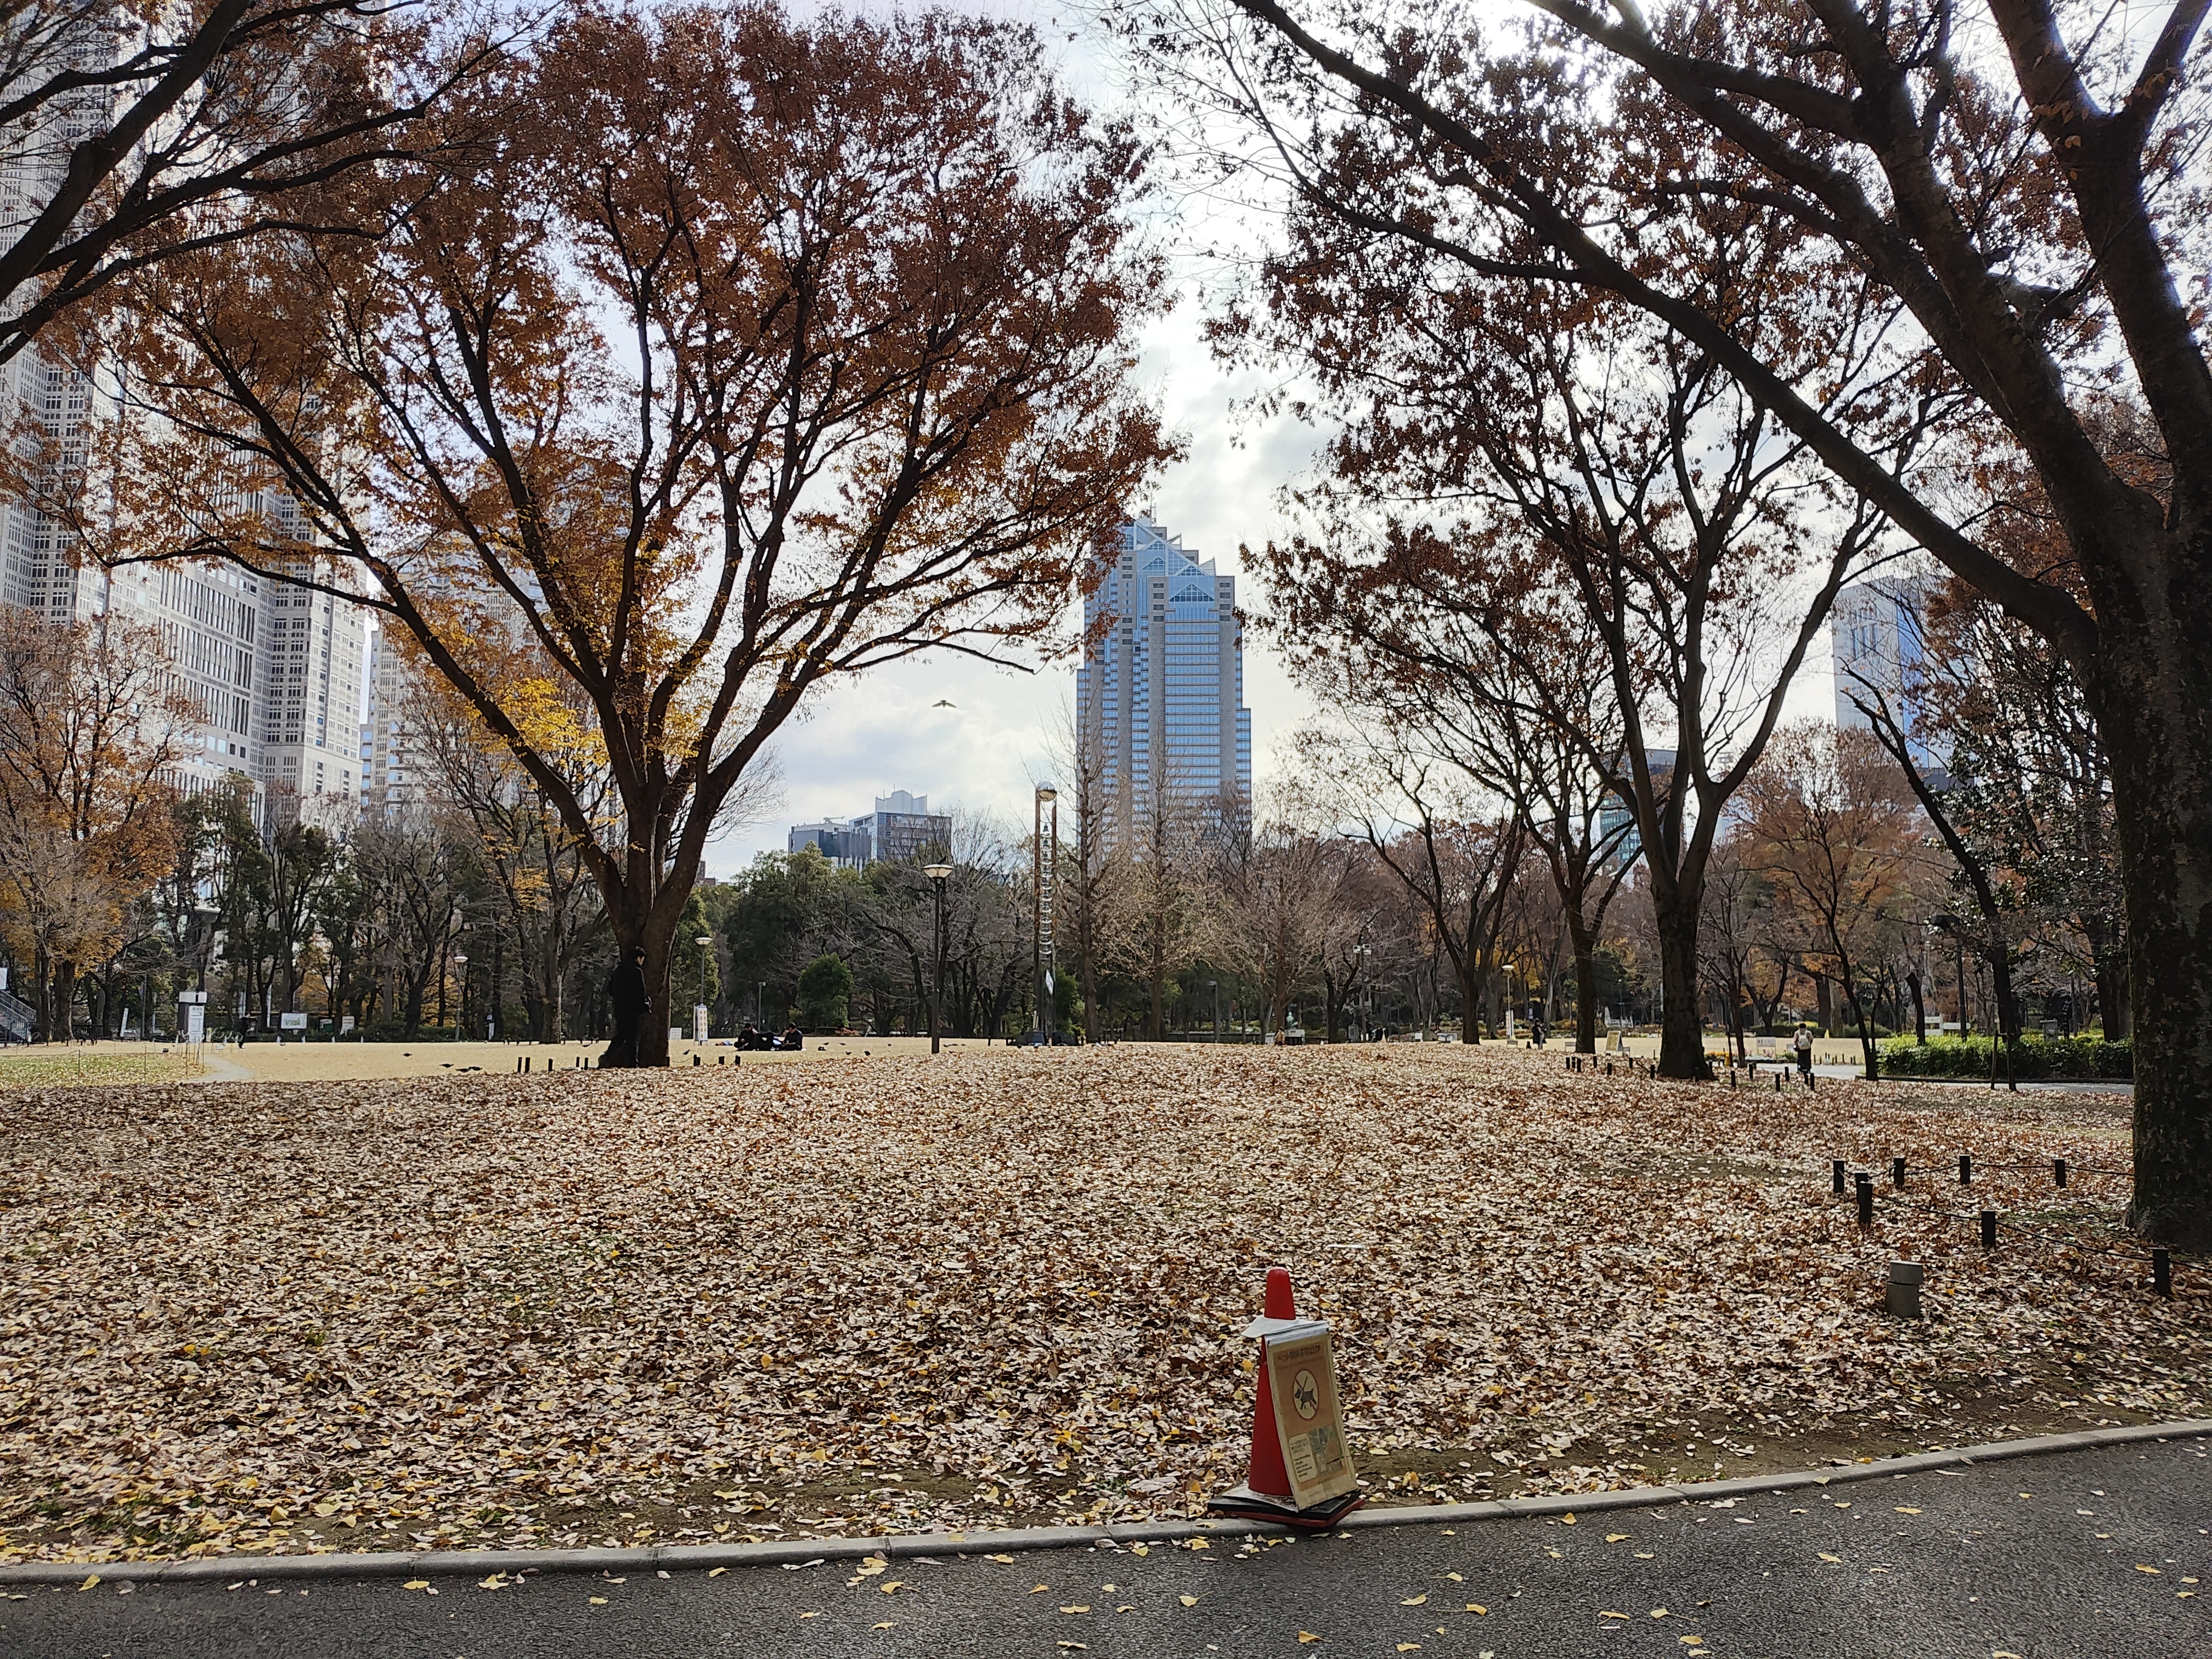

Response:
(603, 946), (650, 1069)
(1793, 1023), (1814, 1080)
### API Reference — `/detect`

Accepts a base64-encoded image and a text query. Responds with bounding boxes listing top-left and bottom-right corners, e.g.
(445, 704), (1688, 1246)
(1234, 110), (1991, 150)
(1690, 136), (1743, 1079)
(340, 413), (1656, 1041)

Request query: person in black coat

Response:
(603, 945), (650, 1068)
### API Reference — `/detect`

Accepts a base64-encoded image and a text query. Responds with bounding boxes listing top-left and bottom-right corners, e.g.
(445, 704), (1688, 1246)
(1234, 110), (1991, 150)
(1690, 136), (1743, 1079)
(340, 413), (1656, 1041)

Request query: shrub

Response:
(1878, 1034), (2132, 1080)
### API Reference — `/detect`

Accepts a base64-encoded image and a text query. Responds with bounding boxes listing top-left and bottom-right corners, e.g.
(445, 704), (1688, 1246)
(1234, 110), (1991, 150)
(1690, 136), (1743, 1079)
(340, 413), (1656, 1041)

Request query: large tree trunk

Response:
(1647, 881), (1707, 1079)
(2097, 625), (2212, 1245)
(1567, 913), (1600, 1053)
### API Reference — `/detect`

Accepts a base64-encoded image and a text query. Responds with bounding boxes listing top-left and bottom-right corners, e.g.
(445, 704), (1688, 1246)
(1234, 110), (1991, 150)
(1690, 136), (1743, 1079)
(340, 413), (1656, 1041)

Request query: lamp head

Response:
(1035, 785), (1057, 803)
(924, 863), (953, 881)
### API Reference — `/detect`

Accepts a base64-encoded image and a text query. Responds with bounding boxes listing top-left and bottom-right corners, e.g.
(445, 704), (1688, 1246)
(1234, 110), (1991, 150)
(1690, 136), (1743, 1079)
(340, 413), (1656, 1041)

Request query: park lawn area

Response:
(0, 1046), (2202, 1567)
(0, 1048), (206, 1090)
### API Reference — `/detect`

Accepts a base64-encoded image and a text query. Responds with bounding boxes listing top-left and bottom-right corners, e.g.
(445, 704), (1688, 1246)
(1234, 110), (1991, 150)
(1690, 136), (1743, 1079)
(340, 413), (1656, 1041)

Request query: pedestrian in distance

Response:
(602, 945), (650, 1069)
(1794, 1023), (1814, 1080)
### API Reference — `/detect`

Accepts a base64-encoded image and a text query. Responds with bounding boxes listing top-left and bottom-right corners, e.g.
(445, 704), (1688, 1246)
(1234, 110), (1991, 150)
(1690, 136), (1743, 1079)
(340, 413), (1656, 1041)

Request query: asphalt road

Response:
(7, 1440), (2206, 1659)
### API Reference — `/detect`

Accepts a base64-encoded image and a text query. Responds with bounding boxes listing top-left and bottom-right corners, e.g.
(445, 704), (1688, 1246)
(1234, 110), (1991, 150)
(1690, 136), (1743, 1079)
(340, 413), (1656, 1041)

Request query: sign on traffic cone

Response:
(1206, 1266), (1365, 1528)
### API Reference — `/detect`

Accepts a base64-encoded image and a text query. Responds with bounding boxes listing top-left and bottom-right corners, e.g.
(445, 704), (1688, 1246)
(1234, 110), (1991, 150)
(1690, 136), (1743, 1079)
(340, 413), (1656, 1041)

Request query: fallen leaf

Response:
(1605, 1533), (1630, 1543)
(1297, 1634), (1321, 1645)
(1466, 1603), (1487, 1614)
(590, 1596), (608, 1606)
(707, 1567), (727, 1579)
(1402, 1593), (1429, 1606)
(986, 1554), (1014, 1564)
(1180, 1595), (1199, 1607)
(402, 1580), (431, 1592)
(1894, 1506), (1922, 1515)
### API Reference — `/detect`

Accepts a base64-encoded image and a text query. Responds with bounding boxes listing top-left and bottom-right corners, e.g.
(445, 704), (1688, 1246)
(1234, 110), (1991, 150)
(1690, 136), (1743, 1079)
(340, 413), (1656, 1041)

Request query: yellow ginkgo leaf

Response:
(1297, 1634), (1321, 1645)
(1179, 1595), (1199, 1607)
(402, 1581), (430, 1592)
(1402, 1593), (1429, 1605)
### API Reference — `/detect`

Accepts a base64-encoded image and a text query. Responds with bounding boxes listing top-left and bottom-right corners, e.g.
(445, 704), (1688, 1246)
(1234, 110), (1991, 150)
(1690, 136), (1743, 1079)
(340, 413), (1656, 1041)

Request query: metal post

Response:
(1855, 1172), (1874, 1228)
(1892, 1156), (1908, 1189)
(2152, 1248), (2173, 1299)
(1980, 1209), (1997, 1249)
(2053, 1158), (2068, 1188)
(1032, 786), (1057, 1039)
(924, 864), (952, 1056)
(1959, 1154), (1972, 1185)
(1832, 1159), (1847, 1195)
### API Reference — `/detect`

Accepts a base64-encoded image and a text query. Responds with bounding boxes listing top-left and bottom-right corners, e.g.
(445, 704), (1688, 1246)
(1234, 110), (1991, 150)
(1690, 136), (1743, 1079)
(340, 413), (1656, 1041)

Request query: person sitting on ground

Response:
(778, 1024), (804, 1051)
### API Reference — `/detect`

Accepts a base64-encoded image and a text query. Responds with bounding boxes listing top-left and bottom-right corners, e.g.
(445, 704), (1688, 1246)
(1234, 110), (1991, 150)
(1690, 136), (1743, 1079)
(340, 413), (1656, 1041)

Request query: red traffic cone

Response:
(1244, 1267), (1297, 1498)
(1206, 1266), (1364, 1529)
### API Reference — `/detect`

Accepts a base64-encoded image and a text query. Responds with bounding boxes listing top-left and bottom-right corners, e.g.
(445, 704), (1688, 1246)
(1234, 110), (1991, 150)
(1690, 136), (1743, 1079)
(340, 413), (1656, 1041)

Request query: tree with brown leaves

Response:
(1133, 0), (2212, 1240)
(0, 607), (188, 1038)
(82, 4), (1173, 1065)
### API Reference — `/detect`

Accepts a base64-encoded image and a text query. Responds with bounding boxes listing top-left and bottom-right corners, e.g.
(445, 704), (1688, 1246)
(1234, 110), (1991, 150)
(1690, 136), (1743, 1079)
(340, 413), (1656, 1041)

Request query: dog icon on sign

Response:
(1291, 1369), (1320, 1420)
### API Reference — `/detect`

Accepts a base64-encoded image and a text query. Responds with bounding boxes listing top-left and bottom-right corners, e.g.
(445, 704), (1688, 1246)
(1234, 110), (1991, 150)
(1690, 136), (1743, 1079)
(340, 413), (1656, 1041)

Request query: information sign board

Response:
(1264, 1324), (1359, 1510)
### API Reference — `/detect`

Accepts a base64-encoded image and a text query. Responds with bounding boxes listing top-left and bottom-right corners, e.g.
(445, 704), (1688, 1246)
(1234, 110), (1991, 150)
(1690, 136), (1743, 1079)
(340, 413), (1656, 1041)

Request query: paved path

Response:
(7, 1440), (2205, 1659)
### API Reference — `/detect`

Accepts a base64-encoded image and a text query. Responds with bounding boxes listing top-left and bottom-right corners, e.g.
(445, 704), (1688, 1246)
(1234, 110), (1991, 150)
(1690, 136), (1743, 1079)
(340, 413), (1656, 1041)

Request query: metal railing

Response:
(0, 985), (33, 1042)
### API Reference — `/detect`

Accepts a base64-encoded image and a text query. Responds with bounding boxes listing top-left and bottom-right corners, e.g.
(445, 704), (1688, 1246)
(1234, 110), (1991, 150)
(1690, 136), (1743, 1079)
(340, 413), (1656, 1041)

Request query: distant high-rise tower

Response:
(1079, 515), (1251, 830)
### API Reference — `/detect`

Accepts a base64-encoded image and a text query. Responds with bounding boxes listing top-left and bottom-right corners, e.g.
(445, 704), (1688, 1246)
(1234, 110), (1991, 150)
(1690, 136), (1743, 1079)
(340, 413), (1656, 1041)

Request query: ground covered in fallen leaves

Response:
(1, 1046), (2203, 1565)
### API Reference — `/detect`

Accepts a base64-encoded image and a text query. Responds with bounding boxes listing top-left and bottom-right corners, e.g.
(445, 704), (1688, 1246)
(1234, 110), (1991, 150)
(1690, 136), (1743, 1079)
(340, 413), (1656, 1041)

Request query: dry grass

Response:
(0, 1045), (2198, 1566)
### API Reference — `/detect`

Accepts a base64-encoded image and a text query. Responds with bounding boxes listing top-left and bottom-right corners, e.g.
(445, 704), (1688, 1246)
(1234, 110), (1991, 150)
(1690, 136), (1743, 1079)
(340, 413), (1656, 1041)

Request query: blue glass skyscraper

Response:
(1078, 516), (1252, 831)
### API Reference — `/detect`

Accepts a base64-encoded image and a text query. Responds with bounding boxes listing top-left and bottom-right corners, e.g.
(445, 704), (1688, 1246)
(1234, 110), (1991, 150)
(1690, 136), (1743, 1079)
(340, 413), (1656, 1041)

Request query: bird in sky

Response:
(932, 699), (957, 708)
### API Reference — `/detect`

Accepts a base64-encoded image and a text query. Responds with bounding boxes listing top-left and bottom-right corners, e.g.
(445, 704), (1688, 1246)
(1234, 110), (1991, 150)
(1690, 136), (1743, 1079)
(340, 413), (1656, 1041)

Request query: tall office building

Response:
(256, 555), (368, 823)
(1830, 571), (1940, 769)
(1078, 515), (1251, 832)
(0, 497), (367, 826)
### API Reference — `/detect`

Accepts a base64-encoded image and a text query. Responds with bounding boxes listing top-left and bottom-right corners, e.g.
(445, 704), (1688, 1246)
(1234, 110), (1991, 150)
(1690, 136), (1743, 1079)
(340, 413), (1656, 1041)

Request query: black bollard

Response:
(1832, 1159), (1847, 1195)
(1774, 1071), (1782, 1093)
(2054, 1158), (2068, 1188)
(1855, 1172), (1874, 1229)
(1959, 1154), (1973, 1185)
(1808, 1071), (1817, 1091)
(1980, 1209), (1997, 1250)
(1893, 1156), (1908, 1189)
(2153, 1248), (2173, 1299)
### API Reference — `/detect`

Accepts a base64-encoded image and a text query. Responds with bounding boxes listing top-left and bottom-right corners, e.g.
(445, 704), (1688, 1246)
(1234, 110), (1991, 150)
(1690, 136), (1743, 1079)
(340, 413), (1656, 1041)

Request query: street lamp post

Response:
(1209, 979), (1220, 1043)
(695, 935), (713, 1042)
(1032, 786), (1057, 1040)
(924, 864), (953, 1055)
(452, 953), (466, 1041)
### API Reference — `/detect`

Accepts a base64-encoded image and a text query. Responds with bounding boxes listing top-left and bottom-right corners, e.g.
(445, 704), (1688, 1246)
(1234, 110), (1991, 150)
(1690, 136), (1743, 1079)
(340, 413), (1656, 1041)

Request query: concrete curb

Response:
(5, 1417), (2206, 1587)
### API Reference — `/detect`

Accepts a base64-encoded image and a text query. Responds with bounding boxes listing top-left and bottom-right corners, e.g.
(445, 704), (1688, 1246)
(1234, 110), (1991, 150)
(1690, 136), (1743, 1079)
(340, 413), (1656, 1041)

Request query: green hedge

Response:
(1879, 1034), (2132, 1080)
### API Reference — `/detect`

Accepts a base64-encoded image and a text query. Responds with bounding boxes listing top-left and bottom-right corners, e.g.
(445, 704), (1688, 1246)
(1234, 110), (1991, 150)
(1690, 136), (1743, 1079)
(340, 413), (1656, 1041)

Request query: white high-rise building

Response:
(1078, 515), (1251, 832)
(255, 556), (367, 825)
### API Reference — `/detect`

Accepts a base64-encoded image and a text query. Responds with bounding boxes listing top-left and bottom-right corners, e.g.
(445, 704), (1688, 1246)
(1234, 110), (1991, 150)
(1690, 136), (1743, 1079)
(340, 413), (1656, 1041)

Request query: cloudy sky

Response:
(706, 298), (1327, 874)
(704, 2), (1331, 873)
(694, 0), (1836, 874)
